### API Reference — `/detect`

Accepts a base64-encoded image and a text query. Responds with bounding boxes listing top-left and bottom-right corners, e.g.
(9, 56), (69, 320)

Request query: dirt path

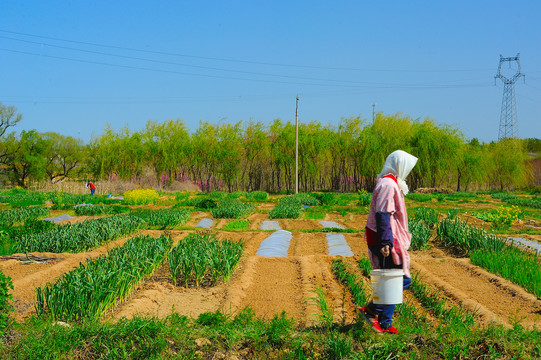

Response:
(410, 247), (541, 329)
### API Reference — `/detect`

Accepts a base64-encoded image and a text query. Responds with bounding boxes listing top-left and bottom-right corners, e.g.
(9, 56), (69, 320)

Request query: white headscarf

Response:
(378, 150), (418, 195)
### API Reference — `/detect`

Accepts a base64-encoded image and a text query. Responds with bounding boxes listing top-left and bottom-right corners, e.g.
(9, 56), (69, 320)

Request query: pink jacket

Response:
(365, 175), (412, 277)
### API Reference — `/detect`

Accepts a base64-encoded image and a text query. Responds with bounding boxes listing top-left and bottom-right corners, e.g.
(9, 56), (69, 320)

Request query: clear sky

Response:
(1, 1), (540, 143)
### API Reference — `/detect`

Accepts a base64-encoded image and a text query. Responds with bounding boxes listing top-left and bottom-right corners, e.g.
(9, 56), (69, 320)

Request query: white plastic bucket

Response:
(370, 269), (404, 305)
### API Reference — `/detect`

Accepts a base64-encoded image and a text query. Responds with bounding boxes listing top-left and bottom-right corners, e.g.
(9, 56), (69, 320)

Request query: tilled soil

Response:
(2, 208), (540, 330)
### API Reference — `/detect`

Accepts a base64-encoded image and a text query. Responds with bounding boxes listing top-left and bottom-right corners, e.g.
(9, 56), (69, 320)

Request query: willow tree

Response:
(241, 121), (269, 191)
(216, 122), (243, 192)
(488, 139), (528, 190)
(142, 119), (190, 185)
(409, 118), (462, 189)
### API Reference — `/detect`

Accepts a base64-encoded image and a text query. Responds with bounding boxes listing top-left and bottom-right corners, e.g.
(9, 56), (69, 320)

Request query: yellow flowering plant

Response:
(123, 189), (160, 205)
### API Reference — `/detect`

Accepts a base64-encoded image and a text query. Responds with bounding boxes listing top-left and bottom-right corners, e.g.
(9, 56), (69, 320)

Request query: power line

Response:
(0, 29), (494, 73)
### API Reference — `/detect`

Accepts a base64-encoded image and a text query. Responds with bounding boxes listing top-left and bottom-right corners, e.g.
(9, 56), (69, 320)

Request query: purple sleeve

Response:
(375, 211), (393, 249)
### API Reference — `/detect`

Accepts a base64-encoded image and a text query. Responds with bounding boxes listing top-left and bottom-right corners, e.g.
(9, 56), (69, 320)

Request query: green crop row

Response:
(35, 235), (172, 321)
(331, 258), (369, 307)
(48, 192), (122, 209)
(491, 193), (541, 209)
(168, 233), (243, 287)
(74, 205), (130, 216)
(411, 207), (439, 229)
(16, 215), (146, 253)
(0, 189), (47, 207)
(269, 196), (303, 219)
(409, 220), (431, 251)
(292, 193), (320, 206)
(438, 217), (541, 297)
(0, 207), (48, 225)
(222, 220), (250, 230)
(131, 208), (190, 229)
(211, 198), (255, 219)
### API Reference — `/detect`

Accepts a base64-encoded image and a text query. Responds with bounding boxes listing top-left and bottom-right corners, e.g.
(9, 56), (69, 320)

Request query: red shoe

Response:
(382, 326), (401, 334)
(358, 307), (383, 333)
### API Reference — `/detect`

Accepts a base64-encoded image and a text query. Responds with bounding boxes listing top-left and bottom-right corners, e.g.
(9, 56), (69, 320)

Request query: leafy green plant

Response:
(0, 206), (48, 225)
(168, 233), (244, 287)
(491, 205), (522, 230)
(0, 270), (14, 337)
(222, 220), (250, 230)
(358, 257), (373, 277)
(74, 205), (129, 216)
(269, 196), (303, 219)
(16, 215), (145, 253)
(310, 285), (334, 328)
(35, 235), (172, 321)
(131, 208), (190, 229)
(409, 220), (431, 250)
(310, 192), (335, 206)
(247, 191), (268, 201)
(357, 189), (372, 206)
(211, 198), (255, 219)
(292, 193), (320, 206)
(411, 207), (439, 229)
(123, 188), (160, 205)
(332, 258), (369, 308)
(406, 193), (433, 202)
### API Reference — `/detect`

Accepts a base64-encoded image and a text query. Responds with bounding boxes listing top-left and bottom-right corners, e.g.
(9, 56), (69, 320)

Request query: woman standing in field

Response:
(360, 150), (418, 334)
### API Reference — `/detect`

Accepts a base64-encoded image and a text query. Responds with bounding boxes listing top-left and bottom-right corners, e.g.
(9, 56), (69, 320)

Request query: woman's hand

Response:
(381, 245), (390, 257)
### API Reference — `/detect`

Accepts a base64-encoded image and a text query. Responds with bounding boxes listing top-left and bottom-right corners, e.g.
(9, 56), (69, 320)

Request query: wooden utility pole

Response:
(295, 95), (299, 194)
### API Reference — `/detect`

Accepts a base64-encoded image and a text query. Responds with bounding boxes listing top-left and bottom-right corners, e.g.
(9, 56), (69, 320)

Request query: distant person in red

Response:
(86, 181), (96, 195)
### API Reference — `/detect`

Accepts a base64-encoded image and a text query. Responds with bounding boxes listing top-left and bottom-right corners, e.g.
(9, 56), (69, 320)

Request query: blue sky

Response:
(1, 1), (540, 143)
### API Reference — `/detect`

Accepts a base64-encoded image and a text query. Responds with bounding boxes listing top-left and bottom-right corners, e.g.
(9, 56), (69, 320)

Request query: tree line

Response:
(0, 102), (537, 192)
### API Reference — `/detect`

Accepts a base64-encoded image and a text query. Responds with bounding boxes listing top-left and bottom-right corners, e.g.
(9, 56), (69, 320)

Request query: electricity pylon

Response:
(495, 53), (525, 140)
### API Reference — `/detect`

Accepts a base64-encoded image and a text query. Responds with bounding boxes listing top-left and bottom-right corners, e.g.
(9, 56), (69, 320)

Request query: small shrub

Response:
(311, 192), (335, 206)
(358, 189), (372, 206)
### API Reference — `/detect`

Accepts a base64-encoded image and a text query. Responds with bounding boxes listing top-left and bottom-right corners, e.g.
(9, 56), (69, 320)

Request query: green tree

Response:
(42, 132), (85, 183)
(3, 130), (47, 187)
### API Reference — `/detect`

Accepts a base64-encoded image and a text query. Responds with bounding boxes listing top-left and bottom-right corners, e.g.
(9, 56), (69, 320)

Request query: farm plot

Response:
(2, 195), (541, 334)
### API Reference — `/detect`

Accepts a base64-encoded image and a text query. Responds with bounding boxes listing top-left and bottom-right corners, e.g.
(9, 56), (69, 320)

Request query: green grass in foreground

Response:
(1, 308), (539, 359)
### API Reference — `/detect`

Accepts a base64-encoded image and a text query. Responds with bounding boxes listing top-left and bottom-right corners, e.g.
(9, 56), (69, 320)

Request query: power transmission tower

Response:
(494, 53), (525, 140)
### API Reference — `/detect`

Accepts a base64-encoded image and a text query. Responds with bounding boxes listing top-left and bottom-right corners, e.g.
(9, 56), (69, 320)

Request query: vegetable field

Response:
(0, 190), (540, 358)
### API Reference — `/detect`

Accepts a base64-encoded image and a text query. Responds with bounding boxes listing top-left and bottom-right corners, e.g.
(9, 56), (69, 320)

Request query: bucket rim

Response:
(370, 269), (404, 276)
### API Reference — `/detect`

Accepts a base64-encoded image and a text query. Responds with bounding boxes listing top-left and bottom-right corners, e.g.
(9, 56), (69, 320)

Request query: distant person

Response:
(86, 181), (96, 196)
(359, 150), (418, 334)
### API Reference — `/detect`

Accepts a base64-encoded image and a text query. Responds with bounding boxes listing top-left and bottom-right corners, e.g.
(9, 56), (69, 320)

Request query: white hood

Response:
(378, 150), (418, 195)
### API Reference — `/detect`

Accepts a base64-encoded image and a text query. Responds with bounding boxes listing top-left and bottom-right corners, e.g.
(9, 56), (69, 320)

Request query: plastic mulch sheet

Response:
(326, 233), (354, 256)
(73, 203), (93, 208)
(196, 218), (214, 229)
(43, 214), (72, 223)
(319, 220), (345, 229)
(506, 236), (541, 252)
(260, 220), (281, 231)
(256, 230), (293, 257)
